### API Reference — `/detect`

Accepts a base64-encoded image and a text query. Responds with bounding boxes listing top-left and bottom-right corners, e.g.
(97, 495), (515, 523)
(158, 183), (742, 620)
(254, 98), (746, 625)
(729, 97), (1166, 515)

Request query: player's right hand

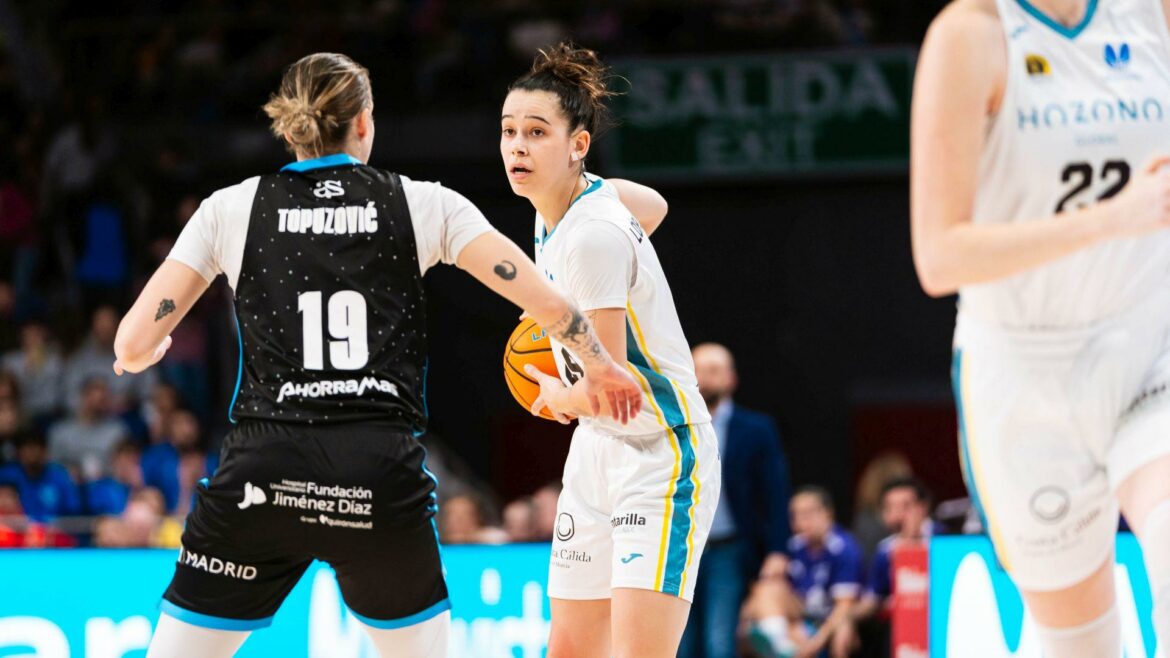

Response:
(582, 361), (643, 425)
(1107, 155), (1170, 238)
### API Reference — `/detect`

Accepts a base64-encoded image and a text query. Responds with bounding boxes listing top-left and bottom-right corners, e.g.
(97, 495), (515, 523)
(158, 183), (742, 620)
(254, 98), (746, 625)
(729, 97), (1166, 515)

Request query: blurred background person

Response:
(502, 495), (538, 543)
(0, 430), (80, 522)
(0, 394), (24, 462)
(852, 477), (934, 657)
(0, 481), (26, 547)
(531, 481), (562, 542)
(1, 319), (63, 425)
(851, 451), (913, 561)
(742, 486), (863, 658)
(440, 491), (507, 545)
(63, 304), (156, 414)
(47, 376), (129, 481)
(82, 440), (145, 516)
(680, 342), (792, 658)
(141, 409), (214, 513)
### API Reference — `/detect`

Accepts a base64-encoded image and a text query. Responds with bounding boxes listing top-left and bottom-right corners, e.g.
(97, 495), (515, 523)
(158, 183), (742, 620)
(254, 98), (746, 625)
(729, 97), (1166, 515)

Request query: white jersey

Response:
(534, 175), (710, 437)
(964, 0), (1170, 328)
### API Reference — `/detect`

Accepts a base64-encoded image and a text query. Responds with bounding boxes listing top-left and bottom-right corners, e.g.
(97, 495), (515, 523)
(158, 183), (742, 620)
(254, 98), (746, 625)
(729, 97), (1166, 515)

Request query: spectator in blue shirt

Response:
(0, 430), (81, 521)
(83, 440), (145, 516)
(142, 409), (216, 513)
(743, 486), (863, 658)
(855, 477), (934, 623)
(680, 342), (792, 658)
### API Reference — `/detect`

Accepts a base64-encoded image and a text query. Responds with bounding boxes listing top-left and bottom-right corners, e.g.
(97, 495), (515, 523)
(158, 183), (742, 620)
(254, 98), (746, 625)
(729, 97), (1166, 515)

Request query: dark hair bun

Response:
(510, 41), (618, 135)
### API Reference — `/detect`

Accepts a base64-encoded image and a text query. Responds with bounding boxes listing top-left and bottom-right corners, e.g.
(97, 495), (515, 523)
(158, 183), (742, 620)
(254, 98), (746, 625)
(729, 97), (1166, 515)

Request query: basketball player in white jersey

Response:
(500, 42), (720, 658)
(111, 53), (642, 658)
(913, 1), (1170, 655)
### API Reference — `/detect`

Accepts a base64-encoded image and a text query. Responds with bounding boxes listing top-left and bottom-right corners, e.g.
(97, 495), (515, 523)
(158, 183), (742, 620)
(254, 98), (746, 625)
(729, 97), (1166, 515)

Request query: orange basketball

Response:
(503, 319), (558, 420)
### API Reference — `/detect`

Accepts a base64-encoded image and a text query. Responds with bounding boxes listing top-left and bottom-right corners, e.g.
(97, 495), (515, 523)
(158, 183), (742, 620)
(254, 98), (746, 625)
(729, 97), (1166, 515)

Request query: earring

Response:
(571, 153), (580, 162)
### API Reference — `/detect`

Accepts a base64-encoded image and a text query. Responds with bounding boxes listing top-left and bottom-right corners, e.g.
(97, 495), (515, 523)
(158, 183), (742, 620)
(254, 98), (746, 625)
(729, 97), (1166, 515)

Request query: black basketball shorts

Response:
(159, 420), (448, 631)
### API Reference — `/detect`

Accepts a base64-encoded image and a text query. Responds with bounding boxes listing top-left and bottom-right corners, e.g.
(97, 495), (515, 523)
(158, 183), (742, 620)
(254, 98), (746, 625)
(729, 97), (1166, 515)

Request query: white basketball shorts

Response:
(954, 295), (1170, 591)
(547, 421), (720, 602)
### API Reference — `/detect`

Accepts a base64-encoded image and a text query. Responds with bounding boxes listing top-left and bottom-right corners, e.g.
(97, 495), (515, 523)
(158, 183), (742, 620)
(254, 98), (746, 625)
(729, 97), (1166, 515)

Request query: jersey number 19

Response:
(297, 291), (369, 370)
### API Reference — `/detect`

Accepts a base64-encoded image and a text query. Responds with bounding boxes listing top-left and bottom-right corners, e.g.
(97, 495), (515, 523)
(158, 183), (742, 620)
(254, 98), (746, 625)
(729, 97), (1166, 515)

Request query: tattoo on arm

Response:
(155, 299), (176, 322)
(493, 260), (518, 281)
(547, 304), (607, 368)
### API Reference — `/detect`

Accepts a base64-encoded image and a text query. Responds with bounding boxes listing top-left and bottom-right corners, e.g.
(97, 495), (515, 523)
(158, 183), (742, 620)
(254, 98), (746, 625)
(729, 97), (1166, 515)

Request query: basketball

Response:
(503, 319), (558, 420)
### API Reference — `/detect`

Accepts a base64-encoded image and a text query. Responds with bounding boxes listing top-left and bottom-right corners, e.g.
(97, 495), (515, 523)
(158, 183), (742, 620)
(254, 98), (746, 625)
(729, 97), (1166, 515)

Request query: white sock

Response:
(756, 616), (796, 652)
(1034, 605), (1120, 658)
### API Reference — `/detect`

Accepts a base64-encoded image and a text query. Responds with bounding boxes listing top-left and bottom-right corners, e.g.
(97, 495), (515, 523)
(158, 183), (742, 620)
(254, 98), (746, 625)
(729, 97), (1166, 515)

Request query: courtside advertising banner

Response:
(928, 535), (1156, 658)
(0, 544), (552, 658)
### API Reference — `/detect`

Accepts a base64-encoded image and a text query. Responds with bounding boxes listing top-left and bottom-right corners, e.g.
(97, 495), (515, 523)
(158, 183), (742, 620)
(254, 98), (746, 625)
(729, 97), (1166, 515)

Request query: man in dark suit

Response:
(679, 343), (792, 658)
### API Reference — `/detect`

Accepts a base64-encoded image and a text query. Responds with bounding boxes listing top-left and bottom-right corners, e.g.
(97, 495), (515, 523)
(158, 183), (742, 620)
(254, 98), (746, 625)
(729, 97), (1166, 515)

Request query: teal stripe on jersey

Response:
(626, 322), (695, 595)
(625, 323), (686, 428)
(1014, 0), (1097, 39)
(663, 423), (697, 596)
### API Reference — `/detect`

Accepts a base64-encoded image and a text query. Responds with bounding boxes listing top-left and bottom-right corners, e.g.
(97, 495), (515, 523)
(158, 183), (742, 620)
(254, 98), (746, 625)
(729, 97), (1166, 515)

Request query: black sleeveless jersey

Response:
(230, 163), (427, 430)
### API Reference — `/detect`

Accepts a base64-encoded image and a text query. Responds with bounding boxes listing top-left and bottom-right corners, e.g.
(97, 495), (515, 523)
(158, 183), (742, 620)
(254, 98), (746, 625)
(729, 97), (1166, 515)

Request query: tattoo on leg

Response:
(155, 299), (176, 322)
(493, 260), (518, 281)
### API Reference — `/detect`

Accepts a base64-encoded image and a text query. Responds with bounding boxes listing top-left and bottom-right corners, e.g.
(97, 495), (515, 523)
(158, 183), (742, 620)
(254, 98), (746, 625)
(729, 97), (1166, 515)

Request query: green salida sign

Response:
(607, 49), (916, 179)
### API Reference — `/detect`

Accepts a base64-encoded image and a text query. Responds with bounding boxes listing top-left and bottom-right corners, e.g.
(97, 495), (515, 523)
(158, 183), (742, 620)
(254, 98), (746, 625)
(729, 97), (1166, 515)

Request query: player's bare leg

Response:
(548, 598), (611, 658)
(145, 614), (250, 658)
(611, 587), (690, 658)
(1119, 454), (1170, 658)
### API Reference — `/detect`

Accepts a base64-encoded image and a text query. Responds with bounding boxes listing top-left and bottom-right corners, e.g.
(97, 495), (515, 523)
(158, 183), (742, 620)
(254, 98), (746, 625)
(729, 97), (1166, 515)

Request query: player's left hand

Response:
(581, 361), (643, 424)
(524, 364), (577, 425)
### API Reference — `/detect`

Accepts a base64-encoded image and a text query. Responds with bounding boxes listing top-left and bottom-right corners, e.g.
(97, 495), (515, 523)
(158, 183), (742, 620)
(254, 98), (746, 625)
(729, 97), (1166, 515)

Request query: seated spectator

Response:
(0, 396), (23, 462)
(531, 481), (562, 541)
(142, 410), (216, 513)
(854, 478), (934, 624)
(93, 487), (181, 548)
(742, 486), (863, 658)
(852, 451), (913, 561)
(143, 381), (181, 444)
(440, 491), (507, 544)
(48, 376), (129, 481)
(1, 319), (63, 423)
(0, 481), (24, 547)
(83, 441), (145, 516)
(503, 496), (538, 542)
(0, 430), (81, 521)
(64, 304), (156, 414)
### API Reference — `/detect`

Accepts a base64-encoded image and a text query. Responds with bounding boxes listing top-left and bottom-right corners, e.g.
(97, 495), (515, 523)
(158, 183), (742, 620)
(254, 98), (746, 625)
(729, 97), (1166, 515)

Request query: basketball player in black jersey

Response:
(112, 53), (643, 657)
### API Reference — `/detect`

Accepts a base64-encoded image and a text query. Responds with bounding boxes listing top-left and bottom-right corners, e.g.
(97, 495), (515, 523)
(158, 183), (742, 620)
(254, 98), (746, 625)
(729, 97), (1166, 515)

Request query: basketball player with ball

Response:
(499, 43), (719, 658)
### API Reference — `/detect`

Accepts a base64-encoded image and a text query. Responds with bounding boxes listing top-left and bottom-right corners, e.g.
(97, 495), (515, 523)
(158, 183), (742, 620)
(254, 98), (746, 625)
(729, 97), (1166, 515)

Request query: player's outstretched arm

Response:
(610, 178), (667, 236)
(113, 260), (210, 375)
(911, 4), (1170, 298)
(456, 230), (643, 423)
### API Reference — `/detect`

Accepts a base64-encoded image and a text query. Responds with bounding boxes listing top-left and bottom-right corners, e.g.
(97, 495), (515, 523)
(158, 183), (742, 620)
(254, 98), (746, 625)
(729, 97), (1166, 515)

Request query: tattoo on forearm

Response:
(548, 304), (607, 367)
(493, 260), (517, 281)
(155, 299), (176, 322)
